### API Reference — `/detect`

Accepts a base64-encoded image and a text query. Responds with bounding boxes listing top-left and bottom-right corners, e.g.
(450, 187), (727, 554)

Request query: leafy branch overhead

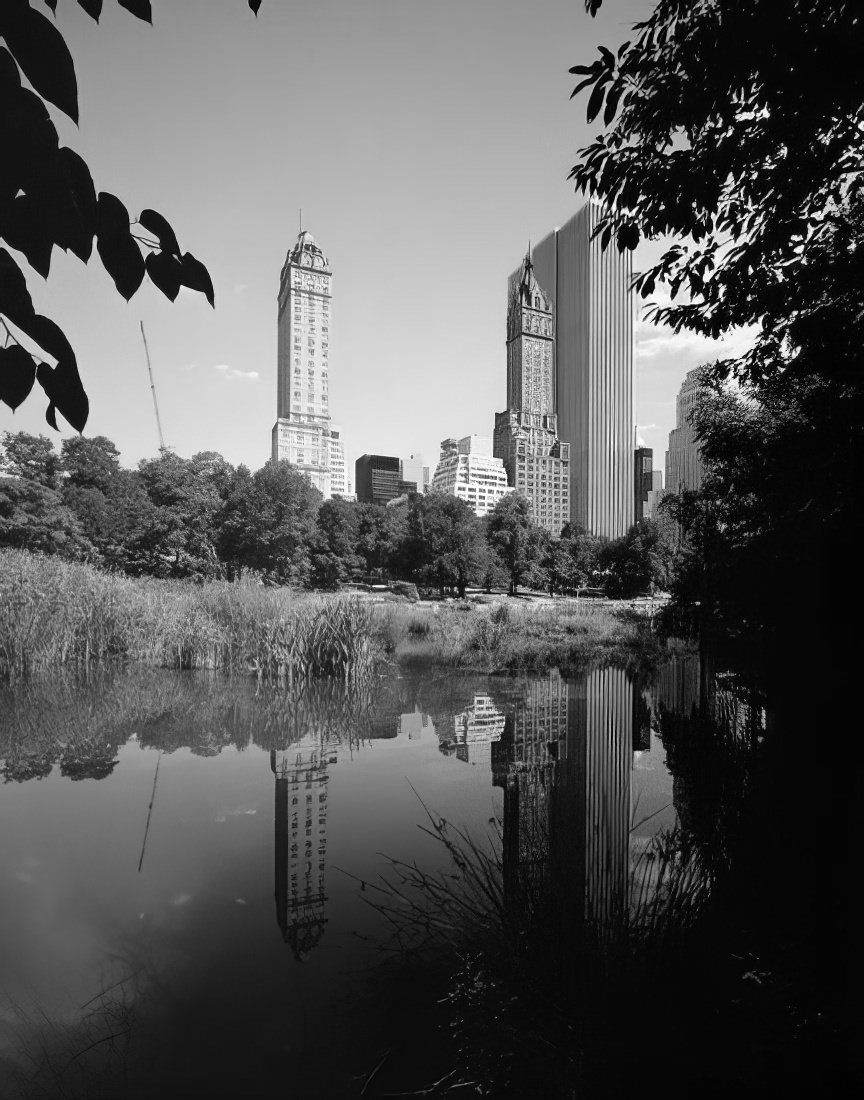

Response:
(570, 0), (864, 377)
(0, 1), (258, 431)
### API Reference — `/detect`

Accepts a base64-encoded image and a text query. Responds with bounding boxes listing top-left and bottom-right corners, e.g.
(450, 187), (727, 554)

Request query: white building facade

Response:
(401, 453), (429, 493)
(271, 229), (339, 498)
(328, 424), (348, 497)
(431, 435), (510, 517)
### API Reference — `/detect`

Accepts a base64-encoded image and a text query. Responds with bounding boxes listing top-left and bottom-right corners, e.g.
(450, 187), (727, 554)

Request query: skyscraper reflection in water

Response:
(492, 668), (635, 939)
(270, 735), (337, 961)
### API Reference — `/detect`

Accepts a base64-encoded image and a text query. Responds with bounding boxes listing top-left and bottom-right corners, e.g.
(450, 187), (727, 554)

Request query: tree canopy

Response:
(573, 0), (863, 637)
(571, 1), (863, 362)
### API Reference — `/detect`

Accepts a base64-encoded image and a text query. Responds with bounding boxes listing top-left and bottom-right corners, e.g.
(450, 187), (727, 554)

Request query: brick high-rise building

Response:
(665, 367), (707, 493)
(529, 204), (635, 538)
(493, 254), (570, 535)
(271, 229), (338, 497)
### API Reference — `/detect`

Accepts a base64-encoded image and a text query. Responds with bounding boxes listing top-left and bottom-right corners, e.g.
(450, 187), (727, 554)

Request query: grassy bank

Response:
(0, 550), (376, 682)
(378, 596), (660, 673)
(0, 550), (660, 682)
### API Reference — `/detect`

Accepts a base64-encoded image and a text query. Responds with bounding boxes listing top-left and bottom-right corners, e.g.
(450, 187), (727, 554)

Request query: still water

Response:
(0, 662), (695, 1099)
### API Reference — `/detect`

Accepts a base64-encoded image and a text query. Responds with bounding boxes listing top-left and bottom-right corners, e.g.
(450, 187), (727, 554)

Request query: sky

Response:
(2, 0), (753, 483)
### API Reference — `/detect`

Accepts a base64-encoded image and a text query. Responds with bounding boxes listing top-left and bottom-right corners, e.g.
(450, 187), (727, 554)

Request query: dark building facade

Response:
(634, 446), (653, 522)
(355, 454), (402, 505)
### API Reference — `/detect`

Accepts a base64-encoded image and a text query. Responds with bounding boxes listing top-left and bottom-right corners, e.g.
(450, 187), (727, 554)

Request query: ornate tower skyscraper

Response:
(493, 253), (570, 534)
(272, 229), (341, 497)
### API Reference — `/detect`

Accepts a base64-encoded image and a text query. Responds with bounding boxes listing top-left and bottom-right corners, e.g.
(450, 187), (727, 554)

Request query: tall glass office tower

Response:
(528, 204), (634, 538)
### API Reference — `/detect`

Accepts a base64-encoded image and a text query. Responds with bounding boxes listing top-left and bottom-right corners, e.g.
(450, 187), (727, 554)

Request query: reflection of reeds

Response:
(341, 789), (506, 962)
(357, 798), (716, 1097)
(628, 828), (713, 946)
(0, 972), (137, 1100)
(0, 550), (379, 682)
(0, 667), (382, 782)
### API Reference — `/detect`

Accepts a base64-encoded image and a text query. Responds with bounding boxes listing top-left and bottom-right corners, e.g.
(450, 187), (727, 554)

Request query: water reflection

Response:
(650, 654), (764, 854)
(271, 742), (331, 958)
(488, 669), (635, 937)
(0, 662), (691, 1098)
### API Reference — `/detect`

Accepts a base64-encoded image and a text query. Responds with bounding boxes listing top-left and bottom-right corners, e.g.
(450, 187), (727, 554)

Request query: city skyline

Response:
(0, 1), (754, 483)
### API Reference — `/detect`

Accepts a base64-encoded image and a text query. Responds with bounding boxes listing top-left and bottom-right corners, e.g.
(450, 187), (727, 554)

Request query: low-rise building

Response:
(430, 435), (510, 517)
(355, 454), (401, 504)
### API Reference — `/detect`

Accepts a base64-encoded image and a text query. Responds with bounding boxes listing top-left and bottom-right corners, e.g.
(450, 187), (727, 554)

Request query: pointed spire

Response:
(521, 243), (534, 303)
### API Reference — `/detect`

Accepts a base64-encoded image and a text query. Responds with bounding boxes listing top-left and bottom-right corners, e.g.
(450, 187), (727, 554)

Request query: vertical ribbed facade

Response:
(581, 667), (633, 933)
(529, 204), (634, 538)
(494, 668), (635, 935)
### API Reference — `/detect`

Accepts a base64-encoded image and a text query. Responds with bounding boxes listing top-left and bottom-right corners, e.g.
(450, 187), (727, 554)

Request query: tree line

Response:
(0, 430), (677, 598)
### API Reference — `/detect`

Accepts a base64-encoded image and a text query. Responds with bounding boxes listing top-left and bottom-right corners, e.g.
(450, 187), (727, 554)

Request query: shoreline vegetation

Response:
(0, 549), (669, 683)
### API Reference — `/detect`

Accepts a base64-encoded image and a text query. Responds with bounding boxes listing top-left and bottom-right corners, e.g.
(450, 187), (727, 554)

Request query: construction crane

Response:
(140, 321), (165, 450)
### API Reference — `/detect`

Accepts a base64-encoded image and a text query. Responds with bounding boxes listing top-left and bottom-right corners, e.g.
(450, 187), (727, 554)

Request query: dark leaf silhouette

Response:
(0, 2), (79, 123)
(586, 79), (605, 124)
(603, 83), (622, 126)
(249, 0), (262, 14)
(0, 248), (36, 326)
(570, 74), (598, 99)
(18, 312), (73, 365)
(139, 208), (181, 258)
(145, 249), (182, 301)
(76, 0), (103, 19)
(616, 222), (639, 251)
(36, 358), (88, 432)
(0, 344), (37, 410)
(55, 147), (97, 262)
(1, 80), (61, 207)
(1, 195), (55, 277)
(96, 192), (145, 300)
(180, 252), (215, 307)
(117, 0), (152, 22)
(24, 310), (89, 431)
(43, 1), (58, 13)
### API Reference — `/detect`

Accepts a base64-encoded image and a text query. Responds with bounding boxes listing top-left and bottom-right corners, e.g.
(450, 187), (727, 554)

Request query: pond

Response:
(0, 660), (700, 1099)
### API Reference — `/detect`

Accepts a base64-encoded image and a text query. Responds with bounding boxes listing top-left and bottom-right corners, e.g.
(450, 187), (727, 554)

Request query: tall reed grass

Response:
(376, 596), (655, 673)
(0, 550), (378, 682)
